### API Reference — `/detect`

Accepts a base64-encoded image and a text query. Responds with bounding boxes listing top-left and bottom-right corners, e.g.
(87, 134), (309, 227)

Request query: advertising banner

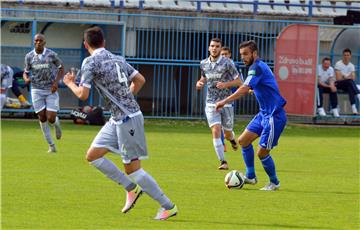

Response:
(275, 24), (319, 116)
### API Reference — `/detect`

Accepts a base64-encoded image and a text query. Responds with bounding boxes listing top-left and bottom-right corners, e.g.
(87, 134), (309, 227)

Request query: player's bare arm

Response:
(23, 71), (31, 84)
(63, 71), (90, 100)
(215, 84), (250, 111)
(130, 73), (145, 95)
(51, 64), (65, 93)
(348, 71), (355, 80)
(216, 77), (242, 89)
(196, 76), (206, 90)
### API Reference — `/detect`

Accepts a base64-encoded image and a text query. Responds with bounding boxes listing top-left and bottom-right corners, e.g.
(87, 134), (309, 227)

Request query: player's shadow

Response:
(281, 189), (358, 195)
(170, 219), (336, 229)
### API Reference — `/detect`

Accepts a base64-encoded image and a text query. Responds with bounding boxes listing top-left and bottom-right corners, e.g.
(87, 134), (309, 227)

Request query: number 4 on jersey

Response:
(116, 63), (128, 87)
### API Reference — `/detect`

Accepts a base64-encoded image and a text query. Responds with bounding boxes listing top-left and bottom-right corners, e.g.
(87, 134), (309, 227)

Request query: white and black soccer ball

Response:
(224, 170), (245, 189)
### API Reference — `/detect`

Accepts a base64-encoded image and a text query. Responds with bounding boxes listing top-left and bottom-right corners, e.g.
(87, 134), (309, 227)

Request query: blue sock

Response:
(260, 155), (279, 185)
(242, 144), (256, 179)
(220, 130), (225, 145)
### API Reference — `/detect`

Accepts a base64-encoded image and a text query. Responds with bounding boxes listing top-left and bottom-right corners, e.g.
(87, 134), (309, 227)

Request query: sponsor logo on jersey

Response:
(248, 70), (255, 76)
(32, 64), (51, 70)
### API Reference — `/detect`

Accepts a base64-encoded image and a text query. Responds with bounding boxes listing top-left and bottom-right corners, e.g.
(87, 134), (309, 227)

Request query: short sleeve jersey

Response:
(243, 59), (286, 116)
(79, 48), (140, 121)
(334, 60), (355, 76)
(200, 56), (240, 104)
(1, 64), (13, 90)
(318, 65), (335, 84)
(24, 48), (63, 90)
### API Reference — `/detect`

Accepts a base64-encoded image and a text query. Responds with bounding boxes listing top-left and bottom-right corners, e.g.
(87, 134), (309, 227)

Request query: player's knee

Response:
(38, 115), (47, 123)
(257, 148), (270, 158)
(86, 150), (96, 162)
(47, 116), (55, 124)
(238, 136), (250, 147)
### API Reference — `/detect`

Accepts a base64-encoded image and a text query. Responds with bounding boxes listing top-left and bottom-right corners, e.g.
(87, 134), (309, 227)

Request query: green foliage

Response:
(1, 120), (359, 229)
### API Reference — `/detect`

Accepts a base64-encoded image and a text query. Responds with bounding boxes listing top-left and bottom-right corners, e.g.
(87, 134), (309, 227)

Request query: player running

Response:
(23, 33), (64, 153)
(63, 26), (177, 220)
(196, 38), (243, 170)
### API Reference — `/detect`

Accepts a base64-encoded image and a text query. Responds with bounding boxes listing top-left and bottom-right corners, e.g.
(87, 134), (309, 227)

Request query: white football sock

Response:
(54, 116), (61, 127)
(0, 94), (6, 109)
(129, 168), (174, 210)
(90, 158), (136, 191)
(39, 121), (54, 145)
(213, 138), (225, 161)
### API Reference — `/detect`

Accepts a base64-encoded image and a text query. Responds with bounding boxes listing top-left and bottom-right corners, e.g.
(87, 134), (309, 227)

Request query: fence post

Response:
(309, 0), (313, 17)
(119, 0), (124, 8)
(253, 0), (258, 15)
(197, 1), (201, 12)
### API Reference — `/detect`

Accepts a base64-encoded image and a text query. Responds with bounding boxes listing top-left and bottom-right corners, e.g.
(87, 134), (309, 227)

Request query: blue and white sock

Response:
(90, 157), (136, 191)
(129, 168), (174, 210)
(213, 138), (225, 162)
(260, 154), (279, 185)
(242, 144), (256, 179)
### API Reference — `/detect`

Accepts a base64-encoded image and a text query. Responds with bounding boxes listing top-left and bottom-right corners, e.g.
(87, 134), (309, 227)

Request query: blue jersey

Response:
(243, 59), (286, 116)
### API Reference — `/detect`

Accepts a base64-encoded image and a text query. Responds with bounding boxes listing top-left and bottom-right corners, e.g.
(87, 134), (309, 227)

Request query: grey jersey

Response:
(1, 64), (13, 89)
(200, 56), (240, 104)
(24, 48), (63, 90)
(80, 48), (140, 121)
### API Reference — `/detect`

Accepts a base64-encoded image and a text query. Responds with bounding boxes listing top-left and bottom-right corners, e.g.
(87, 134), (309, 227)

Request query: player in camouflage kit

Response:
(196, 38), (243, 170)
(63, 26), (177, 220)
(23, 34), (64, 153)
(0, 64), (14, 109)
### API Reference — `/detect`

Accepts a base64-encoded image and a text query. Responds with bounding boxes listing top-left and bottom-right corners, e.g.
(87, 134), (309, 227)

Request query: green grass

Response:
(1, 119), (359, 229)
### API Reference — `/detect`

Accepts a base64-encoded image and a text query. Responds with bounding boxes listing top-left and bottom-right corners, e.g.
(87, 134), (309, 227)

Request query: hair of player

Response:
(221, 46), (231, 53)
(34, 33), (45, 40)
(239, 40), (258, 53)
(84, 26), (104, 49)
(322, 57), (331, 63)
(343, 48), (351, 55)
(210, 37), (222, 45)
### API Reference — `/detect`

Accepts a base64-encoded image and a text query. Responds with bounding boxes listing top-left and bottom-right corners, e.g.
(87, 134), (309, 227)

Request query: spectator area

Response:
(2, 0), (359, 17)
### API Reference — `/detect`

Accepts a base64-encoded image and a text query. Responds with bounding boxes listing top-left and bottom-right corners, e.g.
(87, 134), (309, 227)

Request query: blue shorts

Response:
(246, 109), (287, 150)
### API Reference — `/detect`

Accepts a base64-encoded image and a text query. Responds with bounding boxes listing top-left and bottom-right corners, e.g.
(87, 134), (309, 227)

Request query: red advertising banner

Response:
(274, 24), (319, 116)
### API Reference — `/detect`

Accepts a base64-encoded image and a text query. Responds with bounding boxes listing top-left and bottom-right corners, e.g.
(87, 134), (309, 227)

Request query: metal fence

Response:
(1, 8), (332, 118)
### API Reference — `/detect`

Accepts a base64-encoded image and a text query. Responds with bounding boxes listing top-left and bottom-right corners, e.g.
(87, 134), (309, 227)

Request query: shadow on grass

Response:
(281, 189), (358, 195)
(170, 219), (336, 229)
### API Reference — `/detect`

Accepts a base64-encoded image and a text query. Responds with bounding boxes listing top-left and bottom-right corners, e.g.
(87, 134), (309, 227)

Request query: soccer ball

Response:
(224, 170), (245, 189)
(82, 105), (92, 113)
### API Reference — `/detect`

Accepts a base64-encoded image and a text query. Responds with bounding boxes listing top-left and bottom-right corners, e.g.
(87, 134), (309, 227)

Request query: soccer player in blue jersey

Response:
(63, 26), (177, 220)
(23, 34), (64, 153)
(216, 40), (286, 191)
(197, 38), (243, 170)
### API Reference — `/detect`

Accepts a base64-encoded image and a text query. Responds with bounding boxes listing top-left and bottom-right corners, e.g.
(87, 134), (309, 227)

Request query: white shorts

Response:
(91, 113), (149, 164)
(31, 89), (59, 113)
(205, 104), (234, 131)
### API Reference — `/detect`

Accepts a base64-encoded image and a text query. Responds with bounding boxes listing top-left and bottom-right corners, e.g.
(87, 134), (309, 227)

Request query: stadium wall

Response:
(1, 3), (358, 119)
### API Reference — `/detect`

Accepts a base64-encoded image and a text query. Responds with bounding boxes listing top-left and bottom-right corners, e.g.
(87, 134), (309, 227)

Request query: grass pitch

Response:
(1, 119), (359, 229)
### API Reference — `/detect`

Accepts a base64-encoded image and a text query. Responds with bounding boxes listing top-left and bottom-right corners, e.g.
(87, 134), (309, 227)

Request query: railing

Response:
(4, 8), (357, 119)
(10, 0), (360, 17)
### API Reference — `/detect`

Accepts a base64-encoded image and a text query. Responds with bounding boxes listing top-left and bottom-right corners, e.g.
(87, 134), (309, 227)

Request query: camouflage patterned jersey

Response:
(79, 48), (140, 121)
(200, 56), (240, 104)
(24, 48), (63, 90)
(1, 64), (13, 89)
